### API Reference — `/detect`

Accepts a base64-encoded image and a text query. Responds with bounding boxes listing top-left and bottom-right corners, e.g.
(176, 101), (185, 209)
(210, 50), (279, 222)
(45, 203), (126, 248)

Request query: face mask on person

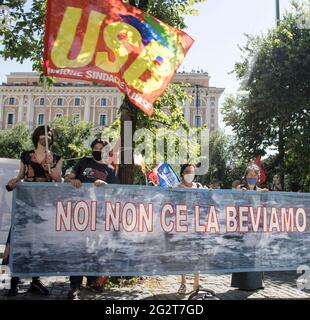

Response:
(92, 151), (102, 161)
(183, 174), (195, 183)
(246, 177), (258, 186)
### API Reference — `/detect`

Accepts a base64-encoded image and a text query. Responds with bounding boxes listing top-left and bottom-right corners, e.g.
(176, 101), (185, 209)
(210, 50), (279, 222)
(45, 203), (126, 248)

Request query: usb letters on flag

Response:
(43, 0), (194, 116)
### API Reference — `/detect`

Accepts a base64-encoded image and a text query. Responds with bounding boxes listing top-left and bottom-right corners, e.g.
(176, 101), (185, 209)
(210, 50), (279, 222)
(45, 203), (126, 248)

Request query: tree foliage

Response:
(0, 0), (222, 185)
(222, 1), (310, 190)
(0, 123), (32, 158)
(50, 116), (94, 172)
(0, 118), (94, 172)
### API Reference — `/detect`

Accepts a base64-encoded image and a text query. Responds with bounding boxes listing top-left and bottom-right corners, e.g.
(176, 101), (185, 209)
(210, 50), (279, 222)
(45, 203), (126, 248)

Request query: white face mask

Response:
(183, 174), (195, 183)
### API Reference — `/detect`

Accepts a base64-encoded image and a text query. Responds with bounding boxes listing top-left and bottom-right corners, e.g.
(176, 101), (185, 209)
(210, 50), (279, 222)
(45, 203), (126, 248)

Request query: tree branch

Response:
(129, 0), (137, 6)
(128, 0), (149, 10)
(138, 0), (149, 10)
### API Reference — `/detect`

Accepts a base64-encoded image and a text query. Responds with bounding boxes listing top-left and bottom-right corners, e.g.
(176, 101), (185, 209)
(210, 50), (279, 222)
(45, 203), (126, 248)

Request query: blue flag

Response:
(147, 163), (180, 187)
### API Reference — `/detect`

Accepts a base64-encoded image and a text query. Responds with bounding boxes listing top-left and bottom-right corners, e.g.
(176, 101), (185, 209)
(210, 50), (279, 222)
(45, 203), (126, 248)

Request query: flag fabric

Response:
(43, 0), (194, 116)
(255, 155), (267, 184)
(147, 163), (180, 187)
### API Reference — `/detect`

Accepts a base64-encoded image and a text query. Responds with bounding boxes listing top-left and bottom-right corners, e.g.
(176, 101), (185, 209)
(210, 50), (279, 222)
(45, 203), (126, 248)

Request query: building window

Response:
(9, 97), (15, 105)
(195, 115), (201, 127)
(39, 98), (45, 106)
(56, 113), (63, 118)
(101, 98), (107, 106)
(7, 113), (14, 125)
(74, 98), (81, 106)
(57, 98), (63, 106)
(38, 114), (44, 125)
(99, 114), (107, 126)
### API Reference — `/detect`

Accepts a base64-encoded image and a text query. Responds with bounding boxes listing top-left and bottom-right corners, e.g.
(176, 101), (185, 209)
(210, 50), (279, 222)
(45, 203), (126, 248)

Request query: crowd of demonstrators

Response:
(3, 125), (62, 296)
(3, 126), (305, 299)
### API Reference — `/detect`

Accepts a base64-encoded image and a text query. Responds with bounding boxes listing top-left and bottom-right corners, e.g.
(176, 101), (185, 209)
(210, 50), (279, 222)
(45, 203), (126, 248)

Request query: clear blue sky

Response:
(0, 0), (293, 130)
(183, 0), (292, 93)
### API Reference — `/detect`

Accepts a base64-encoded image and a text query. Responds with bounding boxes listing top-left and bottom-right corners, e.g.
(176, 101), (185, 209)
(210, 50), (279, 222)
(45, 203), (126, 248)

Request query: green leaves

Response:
(0, 0), (45, 68)
(50, 116), (94, 172)
(0, 123), (32, 159)
(223, 2), (310, 190)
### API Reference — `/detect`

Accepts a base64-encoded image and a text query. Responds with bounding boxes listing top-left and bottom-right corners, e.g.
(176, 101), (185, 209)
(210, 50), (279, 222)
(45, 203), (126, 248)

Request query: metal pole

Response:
(276, 0), (280, 25)
(43, 76), (51, 174)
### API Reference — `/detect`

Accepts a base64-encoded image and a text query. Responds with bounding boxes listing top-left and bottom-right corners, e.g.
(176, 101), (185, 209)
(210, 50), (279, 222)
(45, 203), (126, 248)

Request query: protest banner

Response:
(9, 182), (310, 277)
(43, 0), (194, 116)
(0, 158), (19, 245)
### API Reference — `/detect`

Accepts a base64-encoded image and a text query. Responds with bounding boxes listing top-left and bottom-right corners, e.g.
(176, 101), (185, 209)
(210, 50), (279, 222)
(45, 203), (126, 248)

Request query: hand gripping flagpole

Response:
(43, 76), (51, 175)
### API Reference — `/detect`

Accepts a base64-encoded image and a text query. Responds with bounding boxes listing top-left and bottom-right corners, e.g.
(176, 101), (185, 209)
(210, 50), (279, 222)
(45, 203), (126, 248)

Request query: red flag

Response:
(255, 155), (266, 184)
(147, 164), (160, 185)
(43, 0), (194, 116)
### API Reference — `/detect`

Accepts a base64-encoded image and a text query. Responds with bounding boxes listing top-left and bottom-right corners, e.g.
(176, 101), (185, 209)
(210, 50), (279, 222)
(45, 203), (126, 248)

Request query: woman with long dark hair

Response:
(3, 125), (63, 296)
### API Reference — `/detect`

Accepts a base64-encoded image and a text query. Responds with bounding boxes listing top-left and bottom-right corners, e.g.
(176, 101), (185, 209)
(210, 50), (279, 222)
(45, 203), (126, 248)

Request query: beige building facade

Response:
(0, 71), (224, 131)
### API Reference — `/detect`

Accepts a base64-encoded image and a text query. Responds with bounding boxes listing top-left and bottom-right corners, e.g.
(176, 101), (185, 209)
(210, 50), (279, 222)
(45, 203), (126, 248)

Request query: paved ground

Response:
(1, 273), (310, 300)
(1, 245), (310, 300)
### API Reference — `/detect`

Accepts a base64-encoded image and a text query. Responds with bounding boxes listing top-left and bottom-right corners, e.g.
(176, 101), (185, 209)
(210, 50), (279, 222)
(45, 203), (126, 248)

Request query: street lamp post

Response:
(276, 0), (280, 25)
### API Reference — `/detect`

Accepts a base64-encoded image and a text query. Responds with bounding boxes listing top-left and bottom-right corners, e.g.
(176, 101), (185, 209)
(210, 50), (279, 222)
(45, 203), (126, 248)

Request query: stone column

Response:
(18, 95), (24, 123)
(0, 94), (3, 129)
(93, 96), (97, 125)
(215, 96), (219, 130)
(85, 95), (91, 122)
(206, 95), (211, 129)
(27, 93), (34, 129)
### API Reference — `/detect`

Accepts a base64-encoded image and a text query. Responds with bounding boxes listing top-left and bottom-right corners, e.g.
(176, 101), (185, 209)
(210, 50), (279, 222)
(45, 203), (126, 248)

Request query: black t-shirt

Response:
(73, 157), (119, 184)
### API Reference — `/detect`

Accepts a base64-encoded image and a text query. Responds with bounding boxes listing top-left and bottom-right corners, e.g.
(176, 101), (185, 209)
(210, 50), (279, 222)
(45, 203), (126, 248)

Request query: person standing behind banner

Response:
(232, 180), (242, 190)
(209, 179), (221, 190)
(3, 125), (63, 297)
(65, 138), (119, 300)
(176, 163), (204, 295)
(231, 164), (268, 291)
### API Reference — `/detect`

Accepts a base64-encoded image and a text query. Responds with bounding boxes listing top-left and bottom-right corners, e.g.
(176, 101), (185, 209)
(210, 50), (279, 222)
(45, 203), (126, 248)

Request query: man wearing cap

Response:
(65, 138), (119, 299)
